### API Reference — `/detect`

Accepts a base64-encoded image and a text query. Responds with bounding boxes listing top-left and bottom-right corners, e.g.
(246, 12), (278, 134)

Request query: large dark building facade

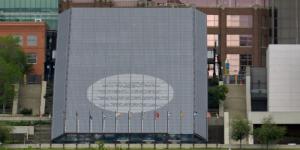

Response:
(52, 8), (208, 143)
(270, 0), (300, 44)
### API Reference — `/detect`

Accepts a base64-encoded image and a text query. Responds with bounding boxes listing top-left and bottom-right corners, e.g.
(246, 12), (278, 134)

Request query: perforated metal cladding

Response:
(52, 8), (207, 140)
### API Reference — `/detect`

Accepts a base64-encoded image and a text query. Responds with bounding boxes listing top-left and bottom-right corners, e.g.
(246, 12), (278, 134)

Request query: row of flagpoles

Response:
(73, 110), (196, 133)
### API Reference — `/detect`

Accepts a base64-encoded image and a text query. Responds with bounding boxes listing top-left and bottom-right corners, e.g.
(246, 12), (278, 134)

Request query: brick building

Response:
(0, 22), (46, 83)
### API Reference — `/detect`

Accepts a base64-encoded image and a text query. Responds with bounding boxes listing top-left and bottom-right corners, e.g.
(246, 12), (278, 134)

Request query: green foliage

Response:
(19, 108), (33, 115)
(0, 36), (29, 113)
(254, 116), (286, 149)
(0, 120), (50, 126)
(208, 85), (228, 109)
(0, 123), (12, 144)
(208, 77), (219, 86)
(96, 140), (105, 150)
(231, 116), (251, 150)
(0, 36), (28, 73)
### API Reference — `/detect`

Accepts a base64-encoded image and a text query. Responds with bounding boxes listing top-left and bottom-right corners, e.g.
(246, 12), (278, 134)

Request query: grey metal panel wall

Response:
(193, 9), (207, 138)
(271, 0), (300, 44)
(52, 10), (71, 139)
(53, 8), (207, 139)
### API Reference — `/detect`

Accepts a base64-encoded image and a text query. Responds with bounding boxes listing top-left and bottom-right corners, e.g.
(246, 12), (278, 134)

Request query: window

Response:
(207, 34), (219, 47)
(26, 53), (37, 64)
(226, 34), (252, 47)
(225, 54), (240, 75)
(240, 54), (252, 74)
(207, 15), (219, 27)
(225, 54), (252, 75)
(27, 35), (37, 46)
(13, 35), (23, 46)
(226, 15), (253, 28)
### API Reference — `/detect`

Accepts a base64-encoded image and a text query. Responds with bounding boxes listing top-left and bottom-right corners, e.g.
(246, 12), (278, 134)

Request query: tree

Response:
(0, 36), (29, 113)
(208, 84), (228, 109)
(231, 116), (251, 150)
(0, 123), (12, 144)
(254, 116), (286, 150)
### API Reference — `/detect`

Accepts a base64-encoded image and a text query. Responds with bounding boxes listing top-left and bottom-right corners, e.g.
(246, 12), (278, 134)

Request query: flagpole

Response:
(167, 111), (169, 149)
(180, 111), (182, 149)
(76, 112), (79, 145)
(193, 112), (196, 149)
(102, 111), (105, 133)
(154, 77), (157, 149)
(129, 73), (131, 145)
(128, 111), (130, 149)
(116, 74), (119, 133)
(89, 111), (92, 133)
(76, 112), (79, 133)
(141, 74), (144, 133)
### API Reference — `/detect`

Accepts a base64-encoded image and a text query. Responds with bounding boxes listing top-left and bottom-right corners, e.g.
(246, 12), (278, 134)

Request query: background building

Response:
(0, 22), (47, 116)
(151, 0), (269, 82)
(246, 45), (300, 144)
(0, 22), (46, 82)
(0, 0), (59, 82)
(0, 0), (58, 30)
(270, 0), (300, 44)
(52, 8), (207, 143)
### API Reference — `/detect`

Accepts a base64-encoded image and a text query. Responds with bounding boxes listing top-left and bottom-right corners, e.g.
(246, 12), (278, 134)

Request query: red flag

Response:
(206, 112), (211, 119)
(155, 112), (160, 119)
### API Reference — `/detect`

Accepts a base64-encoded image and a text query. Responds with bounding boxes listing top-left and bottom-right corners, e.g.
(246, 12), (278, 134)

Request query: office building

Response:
(59, 0), (140, 11)
(0, 0), (58, 30)
(152, 0), (269, 82)
(52, 8), (207, 143)
(270, 0), (300, 44)
(0, 22), (46, 83)
(246, 45), (300, 144)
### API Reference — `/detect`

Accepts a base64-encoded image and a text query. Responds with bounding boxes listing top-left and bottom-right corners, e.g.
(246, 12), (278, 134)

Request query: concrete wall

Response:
(18, 84), (42, 115)
(12, 126), (34, 135)
(267, 45), (300, 112)
(248, 111), (300, 124)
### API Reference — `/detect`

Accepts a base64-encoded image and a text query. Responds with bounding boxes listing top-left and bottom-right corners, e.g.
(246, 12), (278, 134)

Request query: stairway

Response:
(32, 125), (51, 143)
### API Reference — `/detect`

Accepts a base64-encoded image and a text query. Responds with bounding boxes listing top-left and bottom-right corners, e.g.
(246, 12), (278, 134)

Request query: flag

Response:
(155, 111), (160, 120)
(167, 111), (171, 117)
(128, 111), (132, 119)
(206, 112), (211, 119)
(180, 111), (184, 118)
(89, 112), (93, 120)
(116, 112), (122, 118)
(193, 111), (198, 117)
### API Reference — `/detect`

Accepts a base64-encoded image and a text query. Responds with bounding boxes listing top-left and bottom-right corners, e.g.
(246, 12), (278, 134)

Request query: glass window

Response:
(226, 34), (252, 47)
(207, 34), (219, 47)
(240, 54), (252, 74)
(13, 35), (23, 46)
(225, 54), (252, 75)
(227, 15), (253, 28)
(27, 35), (37, 46)
(26, 53), (37, 64)
(225, 54), (240, 75)
(207, 15), (219, 27)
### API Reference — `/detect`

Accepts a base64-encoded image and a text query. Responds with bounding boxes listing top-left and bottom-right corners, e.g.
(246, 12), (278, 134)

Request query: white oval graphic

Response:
(87, 74), (174, 113)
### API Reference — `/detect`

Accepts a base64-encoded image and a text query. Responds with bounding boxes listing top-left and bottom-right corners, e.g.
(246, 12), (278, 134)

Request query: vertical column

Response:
(224, 112), (230, 144)
(220, 8), (227, 76)
(252, 8), (261, 67)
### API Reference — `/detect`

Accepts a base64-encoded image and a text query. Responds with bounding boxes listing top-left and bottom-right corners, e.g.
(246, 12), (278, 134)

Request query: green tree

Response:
(0, 123), (12, 144)
(208, 84), (228, 109)
(231, 116), (251, 150)
(254, 116), (286, 150)
(0, 36), (29, 113)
